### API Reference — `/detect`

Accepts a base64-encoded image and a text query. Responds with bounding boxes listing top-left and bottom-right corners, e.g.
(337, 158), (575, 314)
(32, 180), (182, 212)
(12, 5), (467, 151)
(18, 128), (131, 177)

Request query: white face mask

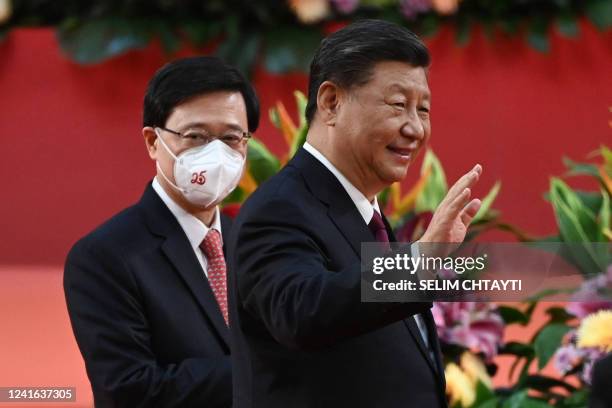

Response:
(155, 128), (245, 208)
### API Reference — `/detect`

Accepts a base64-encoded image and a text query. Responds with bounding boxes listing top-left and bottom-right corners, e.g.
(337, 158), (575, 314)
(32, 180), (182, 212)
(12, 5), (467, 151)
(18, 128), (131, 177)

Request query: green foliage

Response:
(498, 305), (529, 325)
(472, 181), (501, 224)
(415, 150), (448, 213)
(533, 323), (572, 369)
(246, 138), (280, 185)
(5, 1), (610, 68)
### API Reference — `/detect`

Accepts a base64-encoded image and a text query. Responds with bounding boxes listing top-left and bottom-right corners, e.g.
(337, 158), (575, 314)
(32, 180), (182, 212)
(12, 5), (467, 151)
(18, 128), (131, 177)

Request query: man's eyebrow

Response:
(386, 83), (431, 100)
(178, 122), (246, 131)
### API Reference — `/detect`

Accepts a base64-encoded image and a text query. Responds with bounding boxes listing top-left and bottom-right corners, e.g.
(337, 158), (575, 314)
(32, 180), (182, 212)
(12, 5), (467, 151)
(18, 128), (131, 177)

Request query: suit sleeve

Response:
(232, 197), (431, 351)
(64, 238), (231, 408)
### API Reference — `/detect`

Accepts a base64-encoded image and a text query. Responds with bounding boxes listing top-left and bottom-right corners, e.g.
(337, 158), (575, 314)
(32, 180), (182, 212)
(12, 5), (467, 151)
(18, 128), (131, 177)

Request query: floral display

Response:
(2, 0), (610, 67)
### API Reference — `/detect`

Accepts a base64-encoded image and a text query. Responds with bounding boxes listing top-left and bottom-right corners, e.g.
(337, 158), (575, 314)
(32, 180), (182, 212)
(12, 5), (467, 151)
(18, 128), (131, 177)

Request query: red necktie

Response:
(368, 210), (390, 250)
(199, 229), (229, 325)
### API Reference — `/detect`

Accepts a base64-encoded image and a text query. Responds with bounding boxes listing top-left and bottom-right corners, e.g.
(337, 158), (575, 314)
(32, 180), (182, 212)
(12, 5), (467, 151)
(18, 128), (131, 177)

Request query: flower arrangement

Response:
(1, 0), (610, 67)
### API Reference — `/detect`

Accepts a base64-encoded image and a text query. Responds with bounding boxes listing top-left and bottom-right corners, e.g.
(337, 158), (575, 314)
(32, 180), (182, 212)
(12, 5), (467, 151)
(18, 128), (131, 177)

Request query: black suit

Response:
(64, 183), (232, 407)
(590, 353), (612, 408)
(227, 148), (447, 407)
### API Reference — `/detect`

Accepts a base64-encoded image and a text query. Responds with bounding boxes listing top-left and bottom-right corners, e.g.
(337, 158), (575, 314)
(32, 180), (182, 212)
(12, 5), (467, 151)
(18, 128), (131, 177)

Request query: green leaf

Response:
(290, 125), (308, 158)
(599, 188), (610, 239)
(475, 398), (499, 408)
(560, 389), (590, 407)
(502, 391), (551, 408)
(472, 181), (501, 223)
(289, 91), (309, 157)
(150, 21), (180, 54)
(545, 306), (574, 324)
(585, 0), (612, 29)
(500, 341), (534, 358)
(264, 27), (322, 73)
(527, 18), (550, 53)
(563, 157), (600, 177)
(473, 380), (496, 407)
(415, 150), (448, 213)
(294, 90), (308, 129)
(378, 187), (391, 211)
(216, 26), (260, 77)
(269, 107), (281, 129)
(498, 306), (529, 325)
(534, 323), (571, 369)
(57, 18), (152, 64)
(550, 178), (607, 273)
(523, 374), (577, 393)
(223, 186), (245, 204)
(420, 14), (440, 38)
(600, 145), (612, 175)
(455, 17), (471, 46)
(557, 13), (579, 37)
(247, 138), (280, 184)
(182, 21), (223, 47)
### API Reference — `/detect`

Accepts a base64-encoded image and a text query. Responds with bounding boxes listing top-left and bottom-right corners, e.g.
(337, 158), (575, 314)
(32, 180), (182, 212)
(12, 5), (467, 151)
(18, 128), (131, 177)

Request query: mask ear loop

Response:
(154, 128), (186, 194)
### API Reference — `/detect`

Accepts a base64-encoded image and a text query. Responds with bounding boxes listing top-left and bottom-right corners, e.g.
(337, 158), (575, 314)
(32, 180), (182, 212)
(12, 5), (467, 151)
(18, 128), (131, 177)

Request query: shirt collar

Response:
(303, 142), (380, 224)
(152, 177), (222, 248)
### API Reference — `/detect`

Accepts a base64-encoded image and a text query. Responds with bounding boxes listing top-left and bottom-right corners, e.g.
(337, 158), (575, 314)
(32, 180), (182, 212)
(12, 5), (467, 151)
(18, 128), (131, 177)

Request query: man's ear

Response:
(316, 81), (343, 127)
(143, 127), (158, 160)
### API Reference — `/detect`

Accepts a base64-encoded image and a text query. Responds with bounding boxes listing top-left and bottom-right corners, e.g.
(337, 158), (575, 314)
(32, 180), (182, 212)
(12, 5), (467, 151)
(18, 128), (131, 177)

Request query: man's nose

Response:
(400, 111), (425, 141)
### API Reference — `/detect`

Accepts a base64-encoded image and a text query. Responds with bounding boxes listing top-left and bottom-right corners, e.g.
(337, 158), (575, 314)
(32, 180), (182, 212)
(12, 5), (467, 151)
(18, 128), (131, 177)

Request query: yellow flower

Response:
(0, 0), (12, 24)
(445, 362), (476, 407)
(445, 352), (493, 407)
(577, 310), (612, 352)
(288, 0), (330, 24)
(460, 351), (492, 389)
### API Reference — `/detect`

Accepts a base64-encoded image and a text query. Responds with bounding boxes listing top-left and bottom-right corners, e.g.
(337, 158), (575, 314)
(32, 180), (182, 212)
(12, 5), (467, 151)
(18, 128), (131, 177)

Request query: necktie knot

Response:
(200, 229), (224, 260)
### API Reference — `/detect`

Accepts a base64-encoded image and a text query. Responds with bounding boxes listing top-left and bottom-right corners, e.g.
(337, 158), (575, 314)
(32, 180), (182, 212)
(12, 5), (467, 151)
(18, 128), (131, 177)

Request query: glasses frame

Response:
(156, 126), (252, 148)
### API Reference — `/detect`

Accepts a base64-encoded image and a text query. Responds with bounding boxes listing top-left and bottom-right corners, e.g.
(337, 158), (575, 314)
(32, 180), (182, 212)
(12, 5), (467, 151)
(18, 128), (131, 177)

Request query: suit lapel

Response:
(291, 149), (375, 257)
(139, 183), (230, 349)
(161, 233), (230, 348)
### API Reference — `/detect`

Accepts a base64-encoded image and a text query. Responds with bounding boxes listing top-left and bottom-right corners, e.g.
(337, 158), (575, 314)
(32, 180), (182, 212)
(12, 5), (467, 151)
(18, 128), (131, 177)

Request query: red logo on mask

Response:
(190, 171), (207, 185)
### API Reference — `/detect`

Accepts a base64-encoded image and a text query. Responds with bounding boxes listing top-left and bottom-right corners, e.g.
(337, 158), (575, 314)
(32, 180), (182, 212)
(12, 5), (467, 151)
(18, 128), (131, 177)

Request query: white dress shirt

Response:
(152, 177), (222, 278)
(302, 142), (432, 352)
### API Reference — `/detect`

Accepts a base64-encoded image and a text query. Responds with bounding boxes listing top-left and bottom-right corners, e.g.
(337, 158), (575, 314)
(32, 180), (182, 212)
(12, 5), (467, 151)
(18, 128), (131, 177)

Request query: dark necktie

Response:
(368, 210), (390, 250)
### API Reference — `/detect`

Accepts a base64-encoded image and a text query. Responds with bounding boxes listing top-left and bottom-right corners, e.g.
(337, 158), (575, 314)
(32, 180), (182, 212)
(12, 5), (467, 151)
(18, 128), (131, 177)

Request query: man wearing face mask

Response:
(64, 56), (259, 407)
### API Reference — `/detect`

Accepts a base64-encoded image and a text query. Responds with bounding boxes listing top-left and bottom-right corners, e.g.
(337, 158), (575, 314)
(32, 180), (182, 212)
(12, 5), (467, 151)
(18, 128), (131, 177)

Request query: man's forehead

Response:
(369, 61), (430, 94)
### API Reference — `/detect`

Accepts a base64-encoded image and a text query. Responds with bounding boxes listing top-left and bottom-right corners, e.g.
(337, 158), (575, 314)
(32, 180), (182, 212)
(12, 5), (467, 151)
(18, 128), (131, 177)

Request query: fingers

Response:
(460, 198), (482, 227)
(447, 187), (472, 218)
(442, 164), (482, 208)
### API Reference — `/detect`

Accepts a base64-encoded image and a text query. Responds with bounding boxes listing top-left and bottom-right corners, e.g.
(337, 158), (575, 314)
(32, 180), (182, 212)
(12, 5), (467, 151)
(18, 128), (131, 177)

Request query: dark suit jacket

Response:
(590, 353), (612, 408)
(64, 183), (232, 407)
(227, 148), (448, 408)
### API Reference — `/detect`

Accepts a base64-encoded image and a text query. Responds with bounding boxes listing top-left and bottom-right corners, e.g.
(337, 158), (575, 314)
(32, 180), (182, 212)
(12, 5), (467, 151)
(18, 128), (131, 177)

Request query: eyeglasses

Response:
(156, 126), (252, 149)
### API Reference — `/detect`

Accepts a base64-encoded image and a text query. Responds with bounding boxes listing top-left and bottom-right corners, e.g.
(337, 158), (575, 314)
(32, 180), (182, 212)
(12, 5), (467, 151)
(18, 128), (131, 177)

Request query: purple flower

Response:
(566, 265), (612, 318)
(330, 0), (359, 14)
(433, 302), (504, 361)
(552, 329), (611, 384)
(554, 343), (583, 375)
(400, 0), (432, 20)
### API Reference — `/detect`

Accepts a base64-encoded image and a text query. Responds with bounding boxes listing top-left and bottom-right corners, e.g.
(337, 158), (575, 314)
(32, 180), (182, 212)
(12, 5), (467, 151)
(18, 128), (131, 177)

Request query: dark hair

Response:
(143, 56), (260, 132)
(306, 19), (430, 124)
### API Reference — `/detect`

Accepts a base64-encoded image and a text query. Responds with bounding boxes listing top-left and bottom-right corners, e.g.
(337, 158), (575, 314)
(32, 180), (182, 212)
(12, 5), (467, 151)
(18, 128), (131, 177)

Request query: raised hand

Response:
(419, 164), (483, 244)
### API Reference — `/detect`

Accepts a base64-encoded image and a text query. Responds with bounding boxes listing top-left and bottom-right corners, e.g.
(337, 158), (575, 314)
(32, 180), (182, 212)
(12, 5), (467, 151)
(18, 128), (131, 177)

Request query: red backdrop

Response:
(1, 23), (611, 266)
